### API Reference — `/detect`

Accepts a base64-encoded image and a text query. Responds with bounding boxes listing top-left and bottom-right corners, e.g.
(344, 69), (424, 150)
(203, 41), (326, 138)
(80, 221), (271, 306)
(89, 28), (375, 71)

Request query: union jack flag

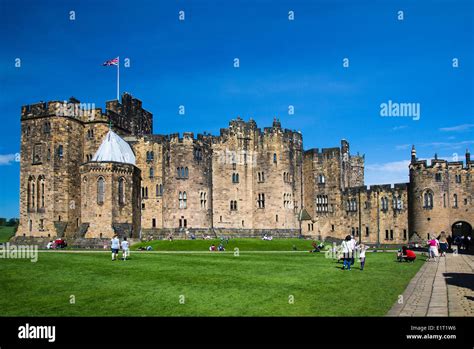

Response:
(102, 57), (119, 66)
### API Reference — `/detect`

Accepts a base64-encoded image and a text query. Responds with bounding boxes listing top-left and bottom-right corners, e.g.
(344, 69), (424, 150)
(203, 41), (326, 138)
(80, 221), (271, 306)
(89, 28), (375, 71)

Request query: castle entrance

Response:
(451, 221), (472, 238)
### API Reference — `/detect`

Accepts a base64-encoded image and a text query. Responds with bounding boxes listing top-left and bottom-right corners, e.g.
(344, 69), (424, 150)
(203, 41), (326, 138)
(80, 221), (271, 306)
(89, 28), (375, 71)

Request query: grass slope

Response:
(0, 247), (424, 316)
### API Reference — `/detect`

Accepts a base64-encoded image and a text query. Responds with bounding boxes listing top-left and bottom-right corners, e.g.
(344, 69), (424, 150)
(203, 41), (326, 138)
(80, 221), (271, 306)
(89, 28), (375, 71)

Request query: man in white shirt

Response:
(349, 235), (357, 266)
(121, 237), (130, 261)
(111, 234), (120, 261)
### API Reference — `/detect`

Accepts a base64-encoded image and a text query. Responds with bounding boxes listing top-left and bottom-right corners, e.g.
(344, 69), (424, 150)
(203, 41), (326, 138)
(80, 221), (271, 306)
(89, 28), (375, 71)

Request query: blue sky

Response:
(0, 0), (473, 218)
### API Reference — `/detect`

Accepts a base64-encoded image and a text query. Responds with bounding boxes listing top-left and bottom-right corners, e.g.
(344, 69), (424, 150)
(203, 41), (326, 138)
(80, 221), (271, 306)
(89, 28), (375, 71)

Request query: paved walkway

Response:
(387, 253), (474, 316)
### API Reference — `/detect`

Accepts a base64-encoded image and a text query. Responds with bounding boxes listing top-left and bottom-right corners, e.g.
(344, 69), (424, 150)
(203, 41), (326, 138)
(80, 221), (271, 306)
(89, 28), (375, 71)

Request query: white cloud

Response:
(439, 124), (474, 132)
(395, 144), (411, 150)
(0, 153), (17, 165)
(419, 140), (474, 150)
(365, 160), (410, 185)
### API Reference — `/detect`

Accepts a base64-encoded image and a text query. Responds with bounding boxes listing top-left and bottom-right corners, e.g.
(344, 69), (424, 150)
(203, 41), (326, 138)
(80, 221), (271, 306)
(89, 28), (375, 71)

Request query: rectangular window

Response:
(390, 230), (394, 240)
(403, 229), (407, 240)
(385, 230), (389, 240)
(152, 218), (156, 228)
(366, 227), (369, 236)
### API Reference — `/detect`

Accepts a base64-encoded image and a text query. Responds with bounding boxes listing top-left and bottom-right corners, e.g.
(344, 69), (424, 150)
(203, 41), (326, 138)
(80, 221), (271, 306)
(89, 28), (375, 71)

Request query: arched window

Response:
(31, 182), (35, 209)
(397, 196), (403, 210)
(319, 174), (325, 184)
(177, 167), (181, 178)
(453, 194), (458, 208)
(423, 191), (433, 209)
(179, 192), (183, 208)
(273, 153), (277, 164)
(118, 177), (125, 205)
(57, 145), (63, 159)
(181, 167), (185, 178)
(183, 191), (187, 208)
(97, 177), (105, 205)
(184, 167), (188, 178)
(27, 176), (35, 210)
(149, 168), (154, 178)
(38, 176), (45, 208)
(156, 184), (163, 197)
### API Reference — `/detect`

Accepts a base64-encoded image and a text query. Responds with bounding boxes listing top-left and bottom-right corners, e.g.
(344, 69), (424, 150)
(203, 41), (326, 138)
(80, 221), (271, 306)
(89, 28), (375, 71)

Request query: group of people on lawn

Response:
(110, 235), (130, 261)
(340, 235), (369, 271)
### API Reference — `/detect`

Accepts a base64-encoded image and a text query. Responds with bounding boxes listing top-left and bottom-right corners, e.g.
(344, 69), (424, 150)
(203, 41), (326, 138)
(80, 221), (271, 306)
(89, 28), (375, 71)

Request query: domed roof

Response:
(92, 130), (136, 165)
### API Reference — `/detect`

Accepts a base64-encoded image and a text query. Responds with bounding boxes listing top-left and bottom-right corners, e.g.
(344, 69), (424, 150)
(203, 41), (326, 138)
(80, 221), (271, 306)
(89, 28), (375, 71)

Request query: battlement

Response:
(410, 158), (472, 171)
(344, 183), (409, 195)
(21, 97), (102, 121)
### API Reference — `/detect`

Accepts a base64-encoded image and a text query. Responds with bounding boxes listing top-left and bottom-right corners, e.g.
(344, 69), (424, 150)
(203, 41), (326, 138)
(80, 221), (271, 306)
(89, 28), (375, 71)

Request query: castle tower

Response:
(79, 130), (141, 238)
(17, 99), (86, 238)
(408, 149), (473, 242)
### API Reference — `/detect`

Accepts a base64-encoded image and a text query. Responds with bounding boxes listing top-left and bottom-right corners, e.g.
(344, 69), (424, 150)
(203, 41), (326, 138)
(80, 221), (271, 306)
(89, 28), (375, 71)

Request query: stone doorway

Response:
(451, 221), (472, 238)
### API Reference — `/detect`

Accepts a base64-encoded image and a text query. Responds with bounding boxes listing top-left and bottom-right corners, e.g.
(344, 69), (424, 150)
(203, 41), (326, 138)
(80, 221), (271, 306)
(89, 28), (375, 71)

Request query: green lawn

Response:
(0, 226), (15, 243)
(0, 239), (424, 316)
(132, 238), (322, 251)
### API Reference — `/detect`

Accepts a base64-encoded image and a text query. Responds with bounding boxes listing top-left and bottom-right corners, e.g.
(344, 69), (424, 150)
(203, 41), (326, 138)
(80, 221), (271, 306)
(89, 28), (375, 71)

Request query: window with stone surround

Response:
(232, 173), (239, 183)
(200, 192), (207, 209)
(33, 143), (42, 164)
(423, 191), (433, 209)
(57, 145), (63, 160)
(179, 191), (187, 209)
(156, 184), (163, 197)
(257, 193), (265, 208)
(118, 177), (125, 205)
(97, 177), (105, 205)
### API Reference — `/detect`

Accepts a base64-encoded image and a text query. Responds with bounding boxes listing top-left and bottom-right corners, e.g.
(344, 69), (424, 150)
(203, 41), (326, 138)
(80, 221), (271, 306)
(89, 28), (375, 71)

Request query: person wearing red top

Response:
(402, 246), (416, 262)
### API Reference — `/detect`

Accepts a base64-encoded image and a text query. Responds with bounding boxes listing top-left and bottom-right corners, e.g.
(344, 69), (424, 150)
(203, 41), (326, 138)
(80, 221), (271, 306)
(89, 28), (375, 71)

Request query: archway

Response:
(451, 221), (472, 238)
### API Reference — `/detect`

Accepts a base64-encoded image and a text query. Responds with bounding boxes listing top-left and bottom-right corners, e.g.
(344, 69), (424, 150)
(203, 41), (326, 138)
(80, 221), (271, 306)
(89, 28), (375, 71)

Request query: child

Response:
(121, 237), (130, 260)
(358, 244), (369, 271)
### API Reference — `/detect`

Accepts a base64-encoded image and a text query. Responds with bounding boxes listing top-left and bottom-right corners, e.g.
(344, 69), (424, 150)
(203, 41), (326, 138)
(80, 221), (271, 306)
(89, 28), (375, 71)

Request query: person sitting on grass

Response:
(209, 244), (216, 251)
(46, 241), (53, 249)
(218, 243), (225, 251)
(398, 246), (416, 262)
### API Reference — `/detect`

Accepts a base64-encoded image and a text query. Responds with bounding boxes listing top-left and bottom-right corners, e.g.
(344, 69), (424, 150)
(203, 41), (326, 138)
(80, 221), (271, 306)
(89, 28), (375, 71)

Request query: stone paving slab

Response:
(387, 253), (474, 317)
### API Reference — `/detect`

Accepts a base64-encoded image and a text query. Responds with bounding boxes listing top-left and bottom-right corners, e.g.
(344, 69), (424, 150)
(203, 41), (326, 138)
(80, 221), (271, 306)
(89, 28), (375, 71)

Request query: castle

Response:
(16, 93), (473, 244)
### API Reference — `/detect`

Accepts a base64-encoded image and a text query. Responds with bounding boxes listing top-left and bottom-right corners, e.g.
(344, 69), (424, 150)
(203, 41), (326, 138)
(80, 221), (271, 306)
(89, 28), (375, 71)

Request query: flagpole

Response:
(117, 56), (120, 101)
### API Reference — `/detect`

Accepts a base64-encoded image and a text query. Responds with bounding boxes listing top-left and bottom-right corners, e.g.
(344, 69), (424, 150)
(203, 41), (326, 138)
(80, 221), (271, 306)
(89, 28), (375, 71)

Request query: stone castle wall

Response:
(16, 94), (473, 243)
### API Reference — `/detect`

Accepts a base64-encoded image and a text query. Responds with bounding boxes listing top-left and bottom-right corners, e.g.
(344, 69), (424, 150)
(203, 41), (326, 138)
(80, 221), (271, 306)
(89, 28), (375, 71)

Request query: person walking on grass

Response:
(341, 235), (353, 270)
(358, 244), (369, 271)
(121, 237), (130, 260)
(111, 234), (120, 261)
(349, 235), (357, 266)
